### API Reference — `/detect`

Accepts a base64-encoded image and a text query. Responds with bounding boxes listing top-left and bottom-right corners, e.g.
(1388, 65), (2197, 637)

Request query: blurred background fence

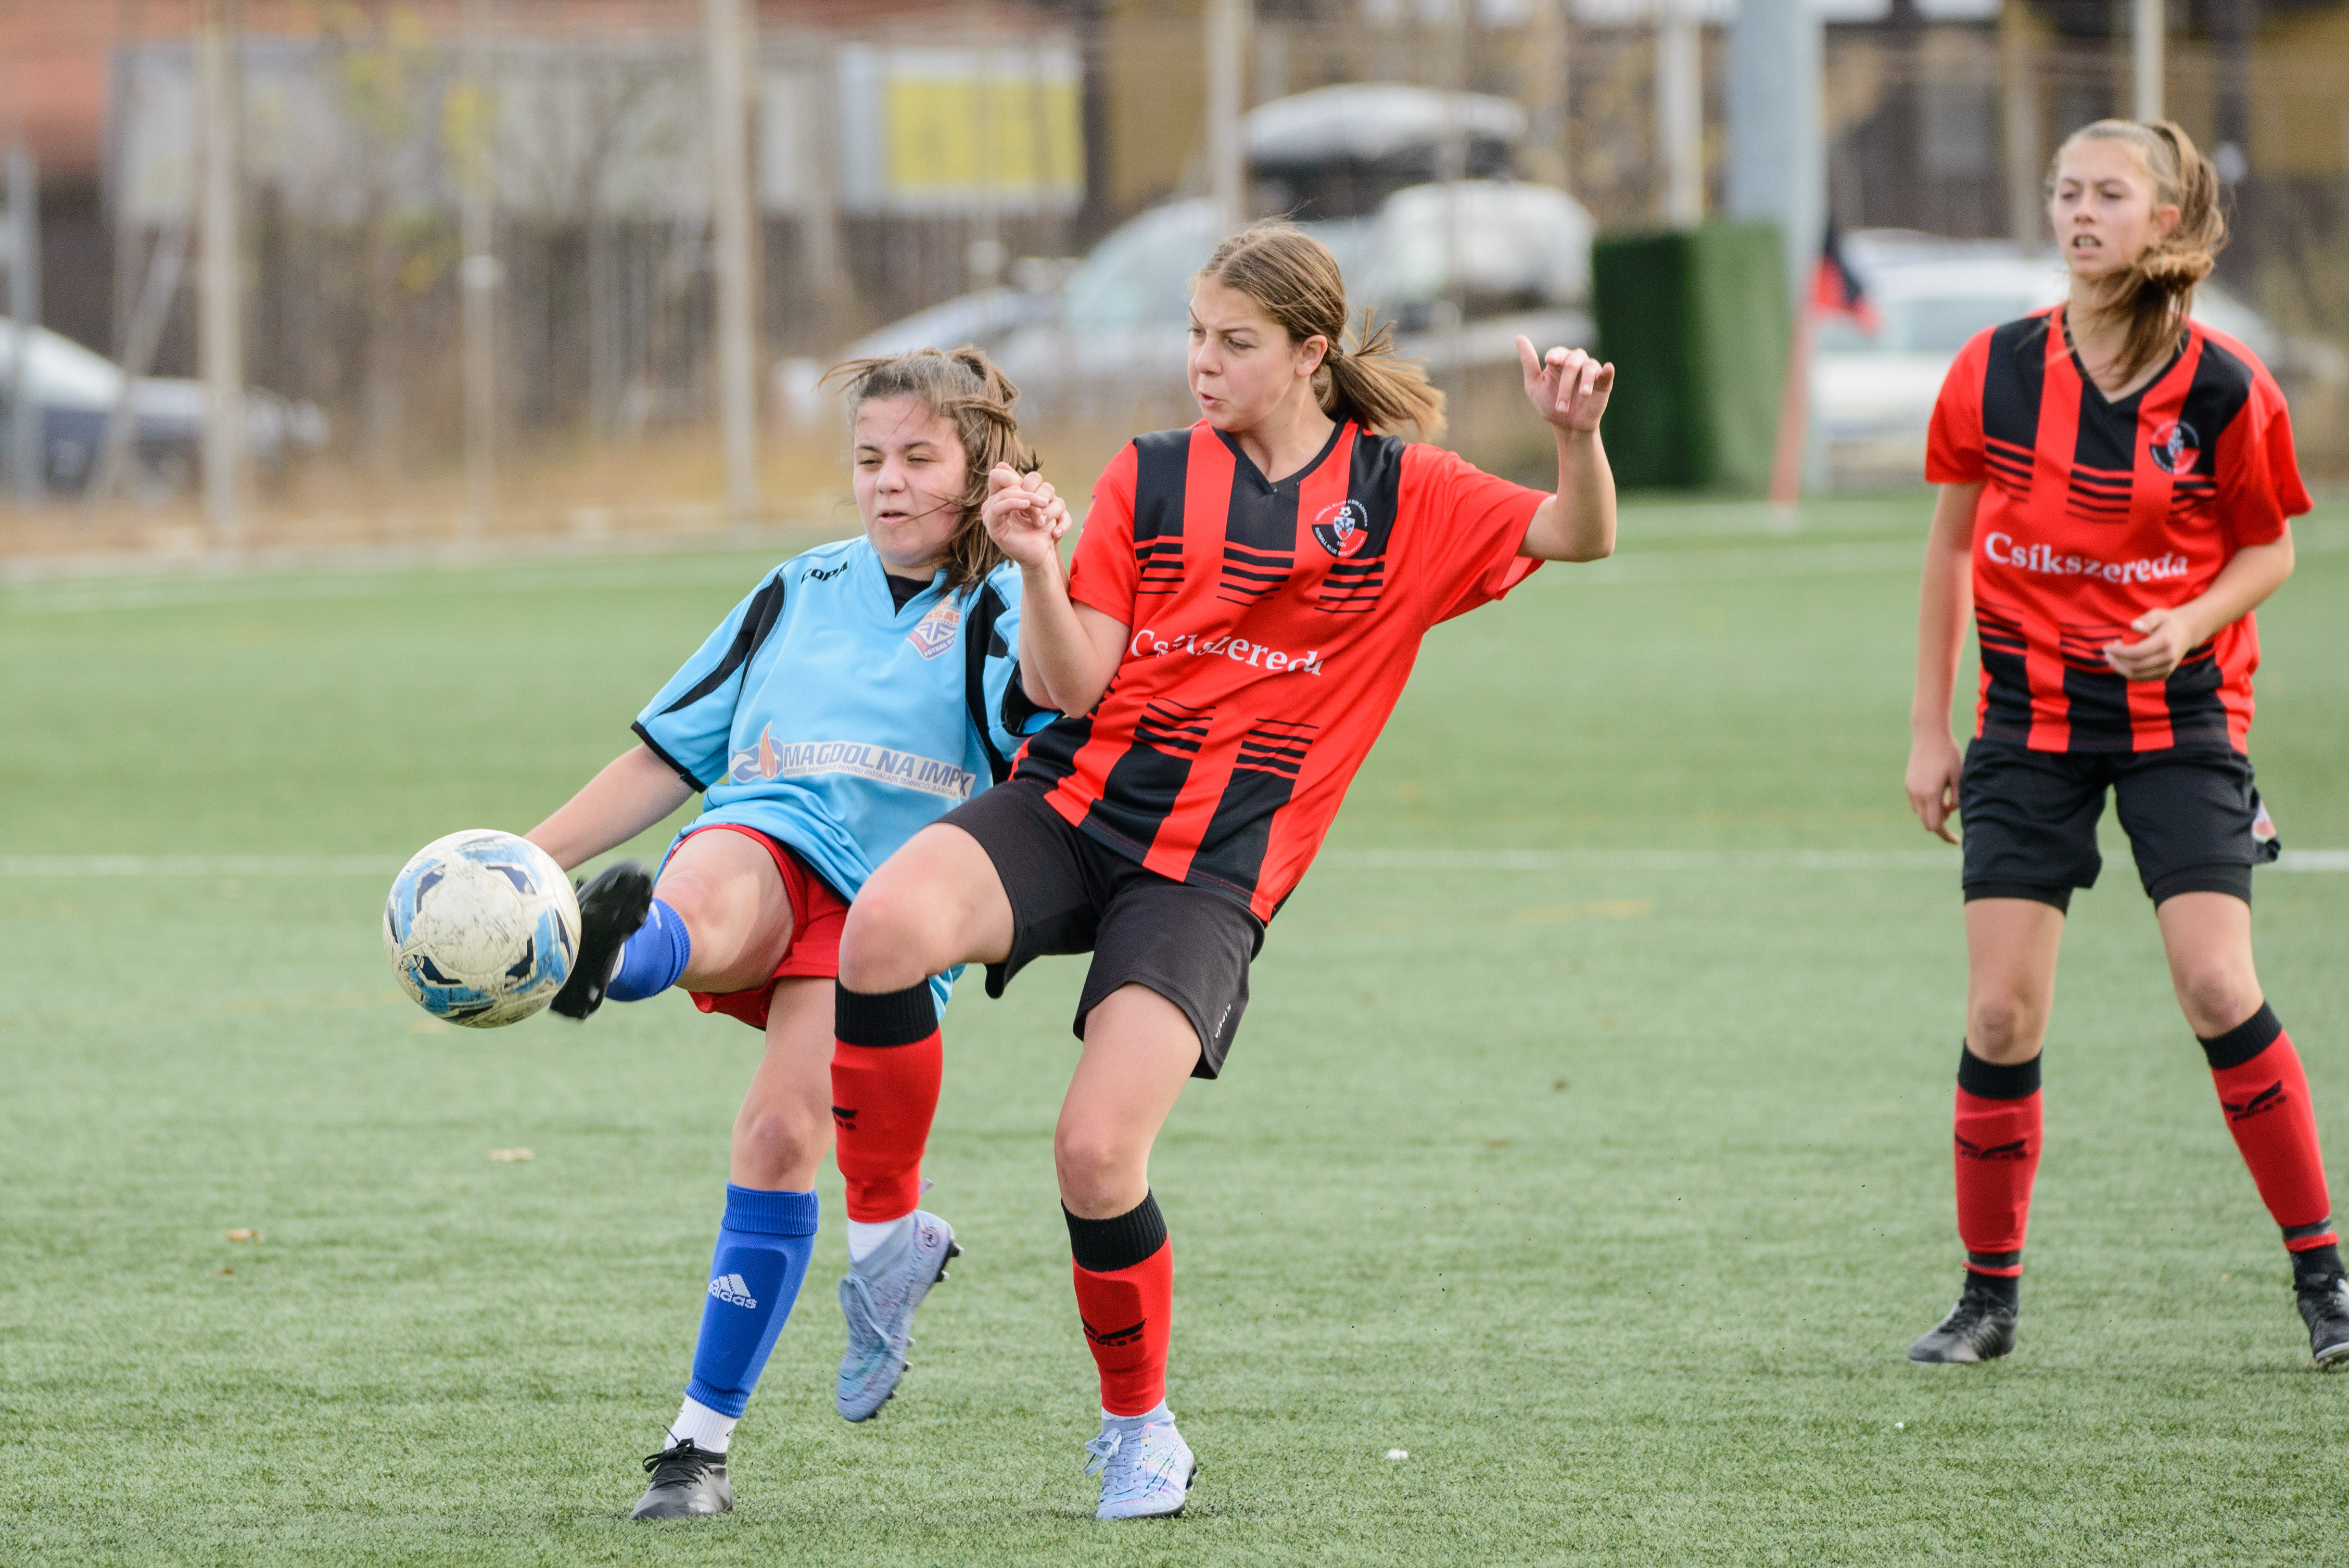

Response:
(1, 0), (2344, 553)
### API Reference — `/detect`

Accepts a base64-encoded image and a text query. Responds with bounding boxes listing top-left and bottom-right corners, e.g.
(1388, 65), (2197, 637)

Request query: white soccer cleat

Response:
(1083, 1411), (1196, 1521)
(834, 1210), (959, 1421)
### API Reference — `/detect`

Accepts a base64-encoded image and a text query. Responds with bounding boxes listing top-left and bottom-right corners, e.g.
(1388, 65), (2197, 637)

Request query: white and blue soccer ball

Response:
(383, 830), (581, 1028)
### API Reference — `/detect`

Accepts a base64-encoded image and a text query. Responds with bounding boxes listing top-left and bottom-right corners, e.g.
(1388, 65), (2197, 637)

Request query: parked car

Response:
(1814, 230), (2278, 485)
(0, 318), (327, 500)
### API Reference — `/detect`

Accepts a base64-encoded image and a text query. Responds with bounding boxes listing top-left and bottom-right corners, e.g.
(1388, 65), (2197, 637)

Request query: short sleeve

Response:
(632, 569), (788, 792)
(2215, 366), (2312, 550)
(1925, 329), (1993, 485)
(976, 572), (1057, 763)
(1401, 443), (1547, 626)
(1064, 443), (1141, 625)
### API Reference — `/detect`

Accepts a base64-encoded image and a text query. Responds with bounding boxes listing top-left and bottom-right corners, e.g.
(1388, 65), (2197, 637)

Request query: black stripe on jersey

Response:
(1974, 602), (2034, 743)
(1309, 429), (1407, 613)
(1131, 697), (1212, 756)
(659, 573), (786, 717)
(2054, 620), (2134, 748)
(1218, 473), (1299, 607)
(2163, 643), (2231, 744)
(2172, 333), (2257, 500)
(1080, 707), (1207, 854)
(1981, 318), (2050, 462)
(1983, 436), (2034, 499)
(1132, 430), (1190, 596)
(1013, 709), (1094, 789)
(2065, 464), (2133, 527)
(1190, 721), (1320, 899)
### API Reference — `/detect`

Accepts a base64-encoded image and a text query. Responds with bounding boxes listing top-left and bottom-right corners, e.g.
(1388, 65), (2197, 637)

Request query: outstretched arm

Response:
(526, 744), (694, 871)
(984, 464), (1128, 716)
(1515, 338), (1617, 563)
(1905, 482), (1981, 845)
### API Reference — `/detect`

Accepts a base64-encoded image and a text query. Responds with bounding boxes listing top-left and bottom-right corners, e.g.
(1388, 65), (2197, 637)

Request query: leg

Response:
(2159, 894), (2340, 1276)
(1913, 897), (2065, 1364)
(1058, 985), (1201, 1519)
(634, 980), (831, 1521)
(656, 828), (797, 996)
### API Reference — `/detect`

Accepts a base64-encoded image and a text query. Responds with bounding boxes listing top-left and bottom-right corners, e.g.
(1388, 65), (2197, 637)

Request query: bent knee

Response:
(1967, 995), (2047, 1061)
(2175, 968), (2262, 1038)
(734, 1104), (827, 1171)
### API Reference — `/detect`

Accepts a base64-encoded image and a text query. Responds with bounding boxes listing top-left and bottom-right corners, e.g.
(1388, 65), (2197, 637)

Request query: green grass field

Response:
(4, 494), (2346, 1565)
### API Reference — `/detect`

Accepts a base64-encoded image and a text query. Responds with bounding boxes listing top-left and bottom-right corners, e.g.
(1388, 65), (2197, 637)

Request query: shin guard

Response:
(684, 1185), (819, 1419)
(830, 981), (942, 1223)
(1066, 1196), (1173, 1417)
(2201, 1005), (2336, 1250)
(1953, 1046), (2043, 1278)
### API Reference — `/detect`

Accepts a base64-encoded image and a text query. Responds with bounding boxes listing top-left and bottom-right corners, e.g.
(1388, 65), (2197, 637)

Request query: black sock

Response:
(1965, 1267), (2020, 1311)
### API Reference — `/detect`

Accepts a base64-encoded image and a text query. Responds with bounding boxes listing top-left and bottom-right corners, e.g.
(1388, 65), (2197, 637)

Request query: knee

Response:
(733, 1102), (825, 1177)
(1967, 993), (2045, 1062)
(1053, 1121), (1135, 1210)
(2175, 965), (2261, 1039)
(838, 875), (942, 992)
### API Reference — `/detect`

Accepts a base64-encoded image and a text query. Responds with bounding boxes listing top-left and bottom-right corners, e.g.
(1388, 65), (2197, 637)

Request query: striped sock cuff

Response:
(1958, 1044), (2042, 1100)
(2284, 1218), (2340, 1253)
(1966, 1250), (2025, 1278)
(1065, 1193), (1169, 1274)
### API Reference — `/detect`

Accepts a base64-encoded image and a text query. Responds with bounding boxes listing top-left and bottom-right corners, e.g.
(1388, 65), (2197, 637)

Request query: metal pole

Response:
(1205, 0), (1247, 237)
(2132, 0), (2164, 121)
(1727, 0), (1822, 313)
(7, 145), (40, 506)
(2001, 0), (2043, 249)
(705, 0), (758, 525)
(459, 0), (497, 534)
(1657, 1), (1704, 229)
(197, 0), (245, 542)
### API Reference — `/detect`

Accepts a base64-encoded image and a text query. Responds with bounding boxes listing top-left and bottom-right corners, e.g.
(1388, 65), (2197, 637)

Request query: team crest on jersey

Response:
(906, 600), (959, 659)
(1310, 499), (1371, 559)
(2149, 418), (2201, 475)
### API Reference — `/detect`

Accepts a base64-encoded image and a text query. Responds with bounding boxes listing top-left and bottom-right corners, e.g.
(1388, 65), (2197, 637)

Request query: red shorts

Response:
(675, 823), (850, 1031)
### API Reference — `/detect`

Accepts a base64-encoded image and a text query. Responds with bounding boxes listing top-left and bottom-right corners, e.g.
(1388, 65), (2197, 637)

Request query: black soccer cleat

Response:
(1908, 1277), (2018, 1365)
(2297, 1272), (2349, 1370)
(549, 862), (654, 1021)
(630, 1438), (732, 1520)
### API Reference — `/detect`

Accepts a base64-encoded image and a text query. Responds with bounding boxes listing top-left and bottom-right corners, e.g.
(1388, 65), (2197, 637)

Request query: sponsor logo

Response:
(709, 1272), (758, 1310)
(2225, 1081), (2287, 1123)
(1954, 1134), (2031, 1162)
(2149, 418), (2201, 475)
(1311, 499), (1371, 559)
(831, 1105), (857, 1129)
(1082, 1316), (1147, 1349)
(727, 724), (976, 800)
(907, 601), (959, 659)
(1128, 627), (1324, 676)
(803, 562), (849, 582)
(1983, 532), (2190, 586)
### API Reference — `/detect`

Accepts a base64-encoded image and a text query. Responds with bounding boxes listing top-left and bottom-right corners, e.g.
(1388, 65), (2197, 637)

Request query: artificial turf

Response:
(2, 492), (2345, 1565)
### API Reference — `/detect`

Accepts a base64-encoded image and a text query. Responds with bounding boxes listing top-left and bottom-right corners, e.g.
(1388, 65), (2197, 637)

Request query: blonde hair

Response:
(1197, 222), (1447, 438)
(2050, 119), (2228, 385)
(820, 346), (1036, 593)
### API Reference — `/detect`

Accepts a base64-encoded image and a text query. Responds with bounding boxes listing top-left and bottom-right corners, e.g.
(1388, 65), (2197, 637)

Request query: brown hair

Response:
(1196, 222), (1447, 438)
(2050, 119), (2227, 385)
(820, 346), (1035, 593)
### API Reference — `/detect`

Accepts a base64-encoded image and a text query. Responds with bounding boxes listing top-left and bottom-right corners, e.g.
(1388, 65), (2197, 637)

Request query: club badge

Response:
(1311, 499), (1371, 559)
(2148, 418), (2201, 475)
(906, 601), (959, 659)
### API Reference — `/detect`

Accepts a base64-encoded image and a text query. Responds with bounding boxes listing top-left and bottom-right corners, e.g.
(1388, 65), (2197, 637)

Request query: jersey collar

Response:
(1210, 417), (1350, 493)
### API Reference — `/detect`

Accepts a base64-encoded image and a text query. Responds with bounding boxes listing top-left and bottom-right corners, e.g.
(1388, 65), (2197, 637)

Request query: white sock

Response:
(668, 1396), (737, 1454)
(846, 1214), (915, 1264)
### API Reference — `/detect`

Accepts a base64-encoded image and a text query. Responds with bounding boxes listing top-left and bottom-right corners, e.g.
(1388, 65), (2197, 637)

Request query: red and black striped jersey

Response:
(1927, 308), (2308, 753)
(1012, 419), (1545, 922)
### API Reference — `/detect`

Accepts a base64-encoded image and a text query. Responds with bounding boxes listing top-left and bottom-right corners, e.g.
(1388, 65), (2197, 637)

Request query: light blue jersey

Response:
(634, 537), (1050, 1010)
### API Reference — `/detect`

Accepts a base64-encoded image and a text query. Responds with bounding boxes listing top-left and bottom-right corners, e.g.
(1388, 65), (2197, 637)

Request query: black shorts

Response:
(939, 779), (1264, 1079)
(1958, 738), (2277, 912)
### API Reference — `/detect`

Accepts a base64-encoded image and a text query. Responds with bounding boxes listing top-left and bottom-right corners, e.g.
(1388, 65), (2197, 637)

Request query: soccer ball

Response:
(383, 830), (581, 1028)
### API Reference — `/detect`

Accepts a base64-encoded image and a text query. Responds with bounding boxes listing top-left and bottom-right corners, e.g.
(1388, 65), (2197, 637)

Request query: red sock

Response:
(1952, 1046), (2043, 1277)
(2201, 1006), (2335, 1248)
(829, 982), (941, 1223)
(1066, 1196), (1173, 1416)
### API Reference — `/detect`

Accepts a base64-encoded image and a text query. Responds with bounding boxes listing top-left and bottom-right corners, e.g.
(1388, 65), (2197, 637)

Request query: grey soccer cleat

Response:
(629, 1439), (731, 1520)
(835, 1210), (960, 1421)
(1084, 1410), (1197, 1521)
(1909, 1277), (2018, 1365)
(2298, 1272), (2349, 1369)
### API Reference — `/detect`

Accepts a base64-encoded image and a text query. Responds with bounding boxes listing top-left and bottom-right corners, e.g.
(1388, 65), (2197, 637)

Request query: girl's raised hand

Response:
(983, 464), (1063, 569)
(1518, 337), (1615, 434)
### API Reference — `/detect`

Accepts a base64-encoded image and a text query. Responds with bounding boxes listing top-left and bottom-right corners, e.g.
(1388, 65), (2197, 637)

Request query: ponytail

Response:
(2051, 119), (2228, 385)
(819, 345), (1035, 593)
(1198, 223), (1448, 439)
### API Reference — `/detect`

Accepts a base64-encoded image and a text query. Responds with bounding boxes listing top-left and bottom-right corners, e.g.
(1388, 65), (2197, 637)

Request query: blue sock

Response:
(606, 897), (691, 1002)
(685, 1185), (819, 1419)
